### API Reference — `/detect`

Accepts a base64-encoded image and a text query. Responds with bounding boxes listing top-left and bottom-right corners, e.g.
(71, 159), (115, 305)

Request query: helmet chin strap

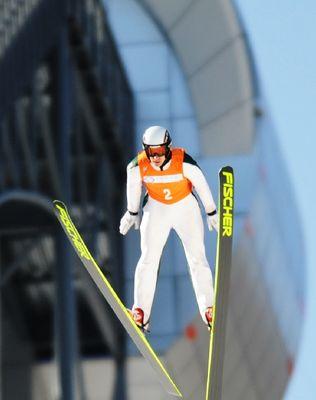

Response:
(159, 149), (171, 170)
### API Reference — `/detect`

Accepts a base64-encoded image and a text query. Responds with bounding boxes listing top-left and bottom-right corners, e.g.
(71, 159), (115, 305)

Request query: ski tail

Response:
(205, 166), (234, 400)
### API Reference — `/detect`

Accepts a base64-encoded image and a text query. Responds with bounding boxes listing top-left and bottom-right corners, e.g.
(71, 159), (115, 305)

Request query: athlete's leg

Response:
(133, 200), (170, 323)
(173, 196), (214, 323)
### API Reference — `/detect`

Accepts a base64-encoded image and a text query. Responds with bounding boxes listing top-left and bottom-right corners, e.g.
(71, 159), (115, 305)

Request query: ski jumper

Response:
(127, 148), (216, 324)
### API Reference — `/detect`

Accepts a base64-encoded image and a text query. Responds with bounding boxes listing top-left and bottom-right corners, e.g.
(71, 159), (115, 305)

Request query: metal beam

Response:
(74, 69), (104, 152)
(54, 26), (78, 400)
(0, 125), (5, 191)
(14, 98), (37, 189)
(1, 118), (20, 186)
(74, 112), (89, 207)
(0, 237), (3, 400)
(39, 95), (63, 198)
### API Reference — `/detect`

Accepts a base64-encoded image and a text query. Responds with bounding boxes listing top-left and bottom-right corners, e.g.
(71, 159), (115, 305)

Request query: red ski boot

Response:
(205, 306), (213, 331)
(129, 307), (150, 333)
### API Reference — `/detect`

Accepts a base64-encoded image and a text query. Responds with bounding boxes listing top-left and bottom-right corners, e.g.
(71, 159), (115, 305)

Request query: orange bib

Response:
(138, 148), (192, 204)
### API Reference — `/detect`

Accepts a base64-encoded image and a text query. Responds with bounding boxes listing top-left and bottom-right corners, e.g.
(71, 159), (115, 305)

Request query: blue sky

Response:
(234, 1), (316, 398)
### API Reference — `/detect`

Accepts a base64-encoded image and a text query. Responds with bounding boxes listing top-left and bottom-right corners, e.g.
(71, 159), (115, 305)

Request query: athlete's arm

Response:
(126, 158), (142, 213)
(183, 153), (217, 214)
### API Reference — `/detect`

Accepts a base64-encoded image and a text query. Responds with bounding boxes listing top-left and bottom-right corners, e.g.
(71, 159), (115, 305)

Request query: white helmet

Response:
(142, 126), (172, 158)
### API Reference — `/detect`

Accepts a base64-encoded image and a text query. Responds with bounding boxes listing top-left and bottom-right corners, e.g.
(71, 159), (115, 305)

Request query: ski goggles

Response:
(146, 145), (168, 157)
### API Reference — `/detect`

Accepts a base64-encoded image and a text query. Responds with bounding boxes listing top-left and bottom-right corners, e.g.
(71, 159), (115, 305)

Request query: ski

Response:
(53, 200), (182, 398)
(205, 166), (234, 400)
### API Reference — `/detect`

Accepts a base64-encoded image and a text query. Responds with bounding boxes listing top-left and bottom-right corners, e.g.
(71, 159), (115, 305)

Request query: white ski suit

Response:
(126, 148), (217, 324)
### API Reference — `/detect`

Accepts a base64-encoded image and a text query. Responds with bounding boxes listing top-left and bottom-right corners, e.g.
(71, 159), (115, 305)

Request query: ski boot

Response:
(128, 307), (150, 333)
(205, 306), (213, 331)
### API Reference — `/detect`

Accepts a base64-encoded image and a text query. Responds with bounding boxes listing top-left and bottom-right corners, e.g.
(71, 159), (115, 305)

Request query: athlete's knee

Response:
(188, 256), (210, 273)
(136, 257), (160, 274)
(187, 252), (207, 265)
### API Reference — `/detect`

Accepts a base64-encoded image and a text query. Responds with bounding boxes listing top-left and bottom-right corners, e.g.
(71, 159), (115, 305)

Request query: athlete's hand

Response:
(119, 211), (140, 235)
(206, 213), (218, 232)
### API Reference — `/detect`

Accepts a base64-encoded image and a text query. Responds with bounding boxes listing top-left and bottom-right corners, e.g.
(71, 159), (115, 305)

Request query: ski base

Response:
(53, 200), (182, 398)
(205, 166), (234, 400)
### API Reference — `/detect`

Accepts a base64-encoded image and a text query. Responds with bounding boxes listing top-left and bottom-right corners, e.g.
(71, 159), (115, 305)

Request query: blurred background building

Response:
(0, 0), (314, 399)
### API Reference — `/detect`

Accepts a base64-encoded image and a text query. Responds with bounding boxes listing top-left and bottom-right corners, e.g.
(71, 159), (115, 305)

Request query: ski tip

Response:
(52, 200), (69, 218)
(219, 165), (233, 174)
(53, 199), (66, 208)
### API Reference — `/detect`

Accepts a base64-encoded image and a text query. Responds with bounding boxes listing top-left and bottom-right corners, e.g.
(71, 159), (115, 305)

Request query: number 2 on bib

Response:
(163, 188), (173, 200)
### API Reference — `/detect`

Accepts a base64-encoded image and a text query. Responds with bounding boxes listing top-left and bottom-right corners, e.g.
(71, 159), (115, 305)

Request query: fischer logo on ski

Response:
(54, 203), (91, 261)
(222, 170), (234, 237)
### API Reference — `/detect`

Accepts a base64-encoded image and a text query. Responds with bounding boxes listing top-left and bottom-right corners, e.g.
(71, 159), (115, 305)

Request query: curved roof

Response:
(138, 0), (255, 156)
